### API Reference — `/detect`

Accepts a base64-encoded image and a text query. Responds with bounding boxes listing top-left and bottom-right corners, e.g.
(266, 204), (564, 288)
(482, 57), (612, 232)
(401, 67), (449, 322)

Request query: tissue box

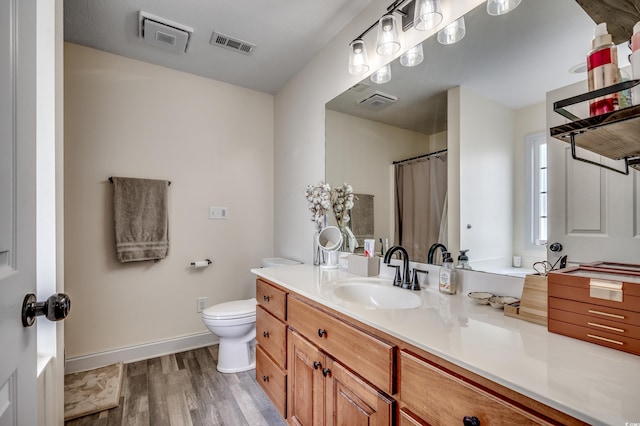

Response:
(347, 254), (380, 277)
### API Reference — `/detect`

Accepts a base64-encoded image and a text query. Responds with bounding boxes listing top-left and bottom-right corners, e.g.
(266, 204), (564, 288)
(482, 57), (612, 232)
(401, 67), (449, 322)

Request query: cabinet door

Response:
(325, 359), (394, 426)
(288, 330), (325, 426)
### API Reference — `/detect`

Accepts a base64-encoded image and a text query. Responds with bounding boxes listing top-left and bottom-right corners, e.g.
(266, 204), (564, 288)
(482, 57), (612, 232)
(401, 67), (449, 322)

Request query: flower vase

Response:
(339, 227), (350, 253)
(313, 230), (322, 265)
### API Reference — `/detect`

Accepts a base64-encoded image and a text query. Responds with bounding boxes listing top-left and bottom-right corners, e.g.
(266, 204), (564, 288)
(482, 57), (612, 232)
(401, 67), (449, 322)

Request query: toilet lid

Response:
(203, 298), (257, 320)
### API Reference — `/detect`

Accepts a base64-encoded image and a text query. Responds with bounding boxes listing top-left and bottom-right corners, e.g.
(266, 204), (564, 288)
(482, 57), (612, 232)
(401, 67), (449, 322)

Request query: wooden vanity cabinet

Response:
(288, 329), (394, 426)
(254, 277), (586, 426)
(255, 278), (288, 418)
(287, 296), (396, 425)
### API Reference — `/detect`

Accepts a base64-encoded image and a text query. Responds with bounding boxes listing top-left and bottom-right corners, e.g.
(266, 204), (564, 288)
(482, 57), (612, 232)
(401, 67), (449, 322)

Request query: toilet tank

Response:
(261, 257), (300, 268)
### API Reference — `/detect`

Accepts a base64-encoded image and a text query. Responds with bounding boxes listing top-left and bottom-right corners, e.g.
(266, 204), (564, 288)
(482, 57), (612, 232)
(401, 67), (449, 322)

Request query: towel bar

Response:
(109, 177), (171, 186)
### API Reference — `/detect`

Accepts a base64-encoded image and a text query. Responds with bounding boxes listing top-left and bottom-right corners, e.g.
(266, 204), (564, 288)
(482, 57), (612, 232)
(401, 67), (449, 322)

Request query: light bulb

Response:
(348, 39), (370, 75)
(487, 0), (522, 16)
(370, 64), (391, 84)
(437, 17), (466, 45)
(413, 0), (443, 31)
(376, 14), (401, 56)
(400, 43), (424, 67)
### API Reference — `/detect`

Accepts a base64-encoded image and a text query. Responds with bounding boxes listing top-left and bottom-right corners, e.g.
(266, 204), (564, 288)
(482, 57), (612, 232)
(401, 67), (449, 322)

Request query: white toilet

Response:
(202, 257), (300, 373)
(203, 298), (257, 373)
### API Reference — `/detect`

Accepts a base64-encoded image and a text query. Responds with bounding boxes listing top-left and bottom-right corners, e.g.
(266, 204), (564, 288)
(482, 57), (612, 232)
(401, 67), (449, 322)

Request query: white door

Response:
(547, 80), (640, 265)
(1, 0), (39, 424)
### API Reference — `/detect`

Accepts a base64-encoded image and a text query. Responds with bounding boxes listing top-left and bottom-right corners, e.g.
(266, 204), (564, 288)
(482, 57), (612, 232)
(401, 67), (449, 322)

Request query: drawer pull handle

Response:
(587, 322), (625, 333)
(463, 416), (480, 426)
(588, 309), (625, 320)
(322, 367), (331, 377)
(587, 334), (624, 346)
(313, 361), (322, 370)
(318, 329), (327, 338)
(263, 331), (269, 338)
(263, 295), (270, 302)
(262, 375), (269, 382)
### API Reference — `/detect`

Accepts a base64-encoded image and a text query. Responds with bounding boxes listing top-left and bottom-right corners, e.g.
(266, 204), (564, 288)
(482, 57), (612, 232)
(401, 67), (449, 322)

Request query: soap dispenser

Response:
(438, 252), (457, 295)
(457, 249), (471, 270)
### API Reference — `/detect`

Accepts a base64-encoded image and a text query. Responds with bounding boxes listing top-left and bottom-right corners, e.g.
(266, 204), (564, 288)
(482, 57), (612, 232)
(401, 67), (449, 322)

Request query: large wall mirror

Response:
(326, 0), (634, 276)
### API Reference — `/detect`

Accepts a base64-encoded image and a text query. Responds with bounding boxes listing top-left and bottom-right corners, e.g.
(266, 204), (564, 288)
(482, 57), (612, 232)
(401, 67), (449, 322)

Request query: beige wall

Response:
(274, 0), (484, 263)
(64, 43), (274, 358)
(325, 109), (445, 246)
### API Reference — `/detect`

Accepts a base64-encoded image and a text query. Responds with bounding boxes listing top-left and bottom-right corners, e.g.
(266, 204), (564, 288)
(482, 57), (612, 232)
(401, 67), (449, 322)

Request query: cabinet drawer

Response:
(549, 307), (640, 340)
(548, 268), (640, 313)
(400, 350), (551, 425)
(256, 305), (287, 368)
(399, 408), (429, 426)
(288, 296), (395, 394)
(256, 345), (286, 418)
(549, 319), (640, 356)
(548, 297), (640, 327)
(256, 279), (287, 321)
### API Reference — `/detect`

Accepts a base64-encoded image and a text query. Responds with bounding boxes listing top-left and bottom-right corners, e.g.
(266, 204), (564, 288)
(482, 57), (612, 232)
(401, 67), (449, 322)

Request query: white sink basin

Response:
(322, 278), (422, 309)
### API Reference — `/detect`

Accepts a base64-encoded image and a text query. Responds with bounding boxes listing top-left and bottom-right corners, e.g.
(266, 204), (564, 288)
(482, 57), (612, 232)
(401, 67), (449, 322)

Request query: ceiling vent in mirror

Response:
(139, 12), (193, 53)
(357, 92), (398, 110)
(210, 32), (256, 56)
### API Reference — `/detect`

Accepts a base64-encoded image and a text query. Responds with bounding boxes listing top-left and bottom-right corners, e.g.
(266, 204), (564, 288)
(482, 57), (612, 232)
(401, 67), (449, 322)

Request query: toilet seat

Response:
(203, 298), (256, 320)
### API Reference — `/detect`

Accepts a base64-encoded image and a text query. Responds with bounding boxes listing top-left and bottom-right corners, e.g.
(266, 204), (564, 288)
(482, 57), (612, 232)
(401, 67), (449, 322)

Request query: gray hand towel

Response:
(112, 177), (169, 263)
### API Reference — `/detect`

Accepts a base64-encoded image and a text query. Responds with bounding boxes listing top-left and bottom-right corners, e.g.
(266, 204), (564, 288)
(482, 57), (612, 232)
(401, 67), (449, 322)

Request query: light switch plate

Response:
(209, 207), (228, 220)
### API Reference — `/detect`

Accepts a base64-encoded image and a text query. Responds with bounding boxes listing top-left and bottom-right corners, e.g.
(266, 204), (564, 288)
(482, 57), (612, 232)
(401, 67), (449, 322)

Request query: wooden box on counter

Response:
(547, 263), (640, 356)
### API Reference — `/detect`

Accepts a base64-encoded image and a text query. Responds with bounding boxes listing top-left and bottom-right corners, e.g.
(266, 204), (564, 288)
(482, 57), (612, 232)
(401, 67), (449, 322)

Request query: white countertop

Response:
(252, 264), (640, 426)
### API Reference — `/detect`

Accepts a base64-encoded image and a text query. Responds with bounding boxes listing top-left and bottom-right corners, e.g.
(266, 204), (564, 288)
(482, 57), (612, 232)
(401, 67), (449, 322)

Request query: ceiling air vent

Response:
(139, 11), (193, 53)
(357, 92), (398, 110)
(210, 31), (256, 56)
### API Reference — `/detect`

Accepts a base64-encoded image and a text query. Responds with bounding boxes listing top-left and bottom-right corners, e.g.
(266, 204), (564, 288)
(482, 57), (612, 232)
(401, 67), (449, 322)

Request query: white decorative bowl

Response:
(468, 292), (494, 305)
(488, 296), (520, 309)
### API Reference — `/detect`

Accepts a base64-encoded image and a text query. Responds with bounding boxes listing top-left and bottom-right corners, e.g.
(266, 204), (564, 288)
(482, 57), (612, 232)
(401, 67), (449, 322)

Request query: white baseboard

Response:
(65, 332), (219, 374)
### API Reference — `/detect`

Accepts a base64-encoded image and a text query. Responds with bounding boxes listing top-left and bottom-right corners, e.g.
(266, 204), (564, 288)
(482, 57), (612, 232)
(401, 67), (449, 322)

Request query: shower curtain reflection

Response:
(394, 152), (448, 262)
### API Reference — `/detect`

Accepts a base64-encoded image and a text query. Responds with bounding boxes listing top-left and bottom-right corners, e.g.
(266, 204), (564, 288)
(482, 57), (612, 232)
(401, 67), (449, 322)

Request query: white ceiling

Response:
(63, 0), (374, 94)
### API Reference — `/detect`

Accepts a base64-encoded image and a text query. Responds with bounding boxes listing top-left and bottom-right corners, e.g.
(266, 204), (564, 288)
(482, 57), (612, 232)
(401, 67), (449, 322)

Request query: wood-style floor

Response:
(65, 345), (286, 426)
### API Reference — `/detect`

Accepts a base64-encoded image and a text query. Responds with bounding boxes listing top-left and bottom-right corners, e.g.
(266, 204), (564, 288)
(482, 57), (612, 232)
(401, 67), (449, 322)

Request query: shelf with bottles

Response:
(549, 79), (640, 174)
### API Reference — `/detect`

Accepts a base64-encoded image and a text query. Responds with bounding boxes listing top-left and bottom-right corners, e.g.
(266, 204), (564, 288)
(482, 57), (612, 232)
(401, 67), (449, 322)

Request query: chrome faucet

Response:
(383, 246), (427, 291)
(427, 243), (447, 264)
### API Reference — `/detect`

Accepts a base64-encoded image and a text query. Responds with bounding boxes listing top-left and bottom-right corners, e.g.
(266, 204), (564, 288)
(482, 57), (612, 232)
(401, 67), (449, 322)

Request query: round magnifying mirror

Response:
(318, 226), (343, 269)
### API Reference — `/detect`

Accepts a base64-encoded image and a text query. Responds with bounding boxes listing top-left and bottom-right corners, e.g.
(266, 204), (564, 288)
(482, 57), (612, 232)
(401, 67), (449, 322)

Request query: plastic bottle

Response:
(587, 23), (619, 116)
(438, 252), (457, 295)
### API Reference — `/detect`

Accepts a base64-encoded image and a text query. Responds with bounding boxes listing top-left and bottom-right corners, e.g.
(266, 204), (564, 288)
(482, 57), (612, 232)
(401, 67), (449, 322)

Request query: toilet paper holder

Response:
(191, 259), (212, 267)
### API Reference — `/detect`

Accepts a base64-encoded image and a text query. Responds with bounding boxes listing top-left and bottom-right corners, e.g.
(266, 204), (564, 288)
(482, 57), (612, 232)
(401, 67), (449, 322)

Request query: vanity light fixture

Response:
(413, 0), (443, 31)
(347, 0), (415, 76)
(400, 43), (424, 66)
(437, 16), (465, 45)
(371, 64), (392, 84)
(349, 39), (370, 75)
(486, 0), (522, 16)
(376, 14), (401, 56)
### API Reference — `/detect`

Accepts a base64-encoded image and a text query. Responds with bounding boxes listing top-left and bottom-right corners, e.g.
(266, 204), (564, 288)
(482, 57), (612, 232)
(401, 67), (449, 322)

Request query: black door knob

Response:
(463, 416), (480, 426)
(322, 368), (331, 377)
(22, 293), (71, 327)
(318, 329), (327, 338)
(313, 361), (322, 370)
